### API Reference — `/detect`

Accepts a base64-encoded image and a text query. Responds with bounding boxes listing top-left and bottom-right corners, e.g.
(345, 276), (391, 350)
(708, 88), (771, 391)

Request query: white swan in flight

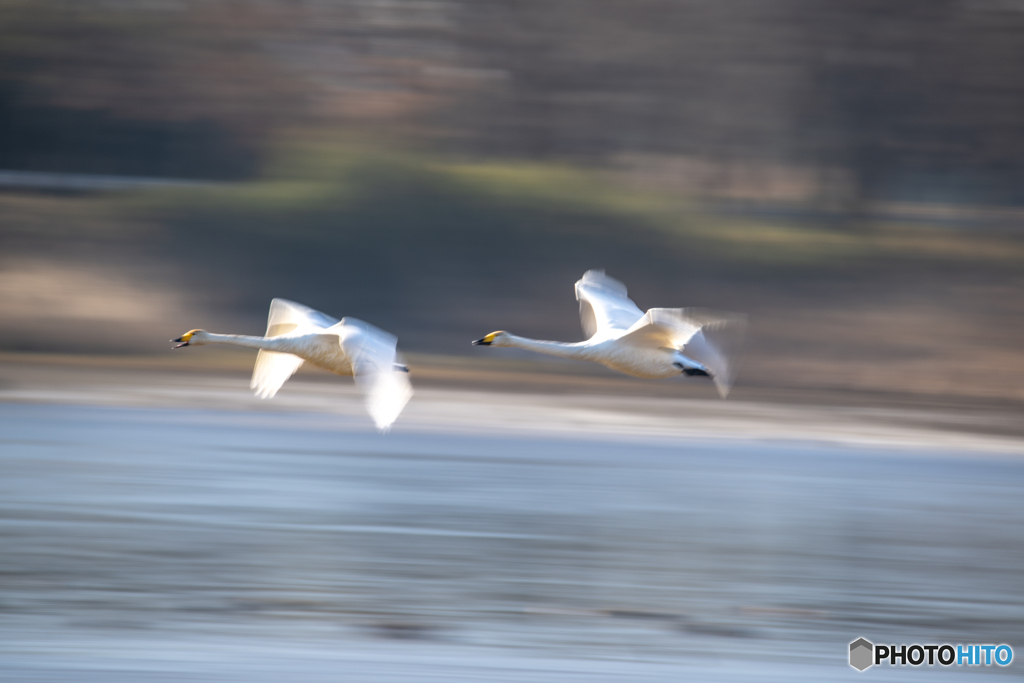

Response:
(472, 270), (747, 397)
(172, 299), (413, 431)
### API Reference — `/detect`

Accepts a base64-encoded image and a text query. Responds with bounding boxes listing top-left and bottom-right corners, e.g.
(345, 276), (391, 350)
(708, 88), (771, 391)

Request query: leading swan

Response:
(472, 270), (746, 397)
(172, 299), (413, 431)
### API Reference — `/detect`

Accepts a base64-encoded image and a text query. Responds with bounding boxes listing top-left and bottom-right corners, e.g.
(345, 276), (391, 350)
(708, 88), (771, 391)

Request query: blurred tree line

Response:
(2, 0), (1024, 204)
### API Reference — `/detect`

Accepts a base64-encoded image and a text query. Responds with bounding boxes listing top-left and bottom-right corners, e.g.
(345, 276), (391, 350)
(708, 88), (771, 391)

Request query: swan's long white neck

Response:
(499, 333), (593, 360)
(198, 333), (293, 352)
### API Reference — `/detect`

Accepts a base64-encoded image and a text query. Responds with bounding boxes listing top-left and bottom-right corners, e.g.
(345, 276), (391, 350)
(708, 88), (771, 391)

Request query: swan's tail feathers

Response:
(678, 310), (748, 398)
(250, 350), (305, 399)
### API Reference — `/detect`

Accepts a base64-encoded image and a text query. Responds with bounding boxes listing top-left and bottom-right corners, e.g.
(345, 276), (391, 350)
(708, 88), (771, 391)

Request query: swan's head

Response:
(472, 331), (509, 347)
(171, 329), (207, 348)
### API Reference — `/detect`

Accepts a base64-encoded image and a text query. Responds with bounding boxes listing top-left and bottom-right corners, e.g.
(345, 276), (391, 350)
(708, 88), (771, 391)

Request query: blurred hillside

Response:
(0, 0), (1023, 405)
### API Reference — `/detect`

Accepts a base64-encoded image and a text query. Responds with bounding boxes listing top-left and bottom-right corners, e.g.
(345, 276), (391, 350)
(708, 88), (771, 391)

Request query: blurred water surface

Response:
(1, 399), (1021, 681)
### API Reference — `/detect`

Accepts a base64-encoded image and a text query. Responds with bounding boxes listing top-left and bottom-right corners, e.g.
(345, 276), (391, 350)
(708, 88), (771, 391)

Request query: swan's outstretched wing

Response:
(264, 298), (340, 335)
(619, 308), (748, 397)
(574, 270), (645, 339)
(250, 298), (338, 399)
(617, 308), (703, 349)
(339, 318), (413, 432)
(678, 310), (747, 398)
(251, 351), (304, 399)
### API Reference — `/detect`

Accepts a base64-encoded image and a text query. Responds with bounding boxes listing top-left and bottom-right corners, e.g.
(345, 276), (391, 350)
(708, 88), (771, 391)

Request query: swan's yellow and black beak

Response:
(472, 332), (497, 346)
(171, 330), (196, 349)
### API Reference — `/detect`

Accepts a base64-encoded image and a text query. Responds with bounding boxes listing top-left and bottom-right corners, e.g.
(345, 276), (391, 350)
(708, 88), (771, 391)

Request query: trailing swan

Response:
(172, 299), (413, 431)
(472, 270), (746, 397)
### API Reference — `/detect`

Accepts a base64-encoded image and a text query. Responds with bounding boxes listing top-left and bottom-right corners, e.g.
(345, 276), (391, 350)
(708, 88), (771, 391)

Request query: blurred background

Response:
(1, 1), (1023, 680)
(1, 0), (1022, 402)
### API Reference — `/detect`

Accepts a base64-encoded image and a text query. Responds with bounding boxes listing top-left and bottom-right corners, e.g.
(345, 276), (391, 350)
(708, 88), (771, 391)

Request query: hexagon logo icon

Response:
(850, 638), (874, 671)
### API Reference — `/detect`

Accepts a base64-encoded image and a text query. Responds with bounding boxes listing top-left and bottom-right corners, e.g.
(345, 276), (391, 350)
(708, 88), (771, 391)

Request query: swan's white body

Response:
(173, 299), (412, 431)
(474, 270), (746, 397)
